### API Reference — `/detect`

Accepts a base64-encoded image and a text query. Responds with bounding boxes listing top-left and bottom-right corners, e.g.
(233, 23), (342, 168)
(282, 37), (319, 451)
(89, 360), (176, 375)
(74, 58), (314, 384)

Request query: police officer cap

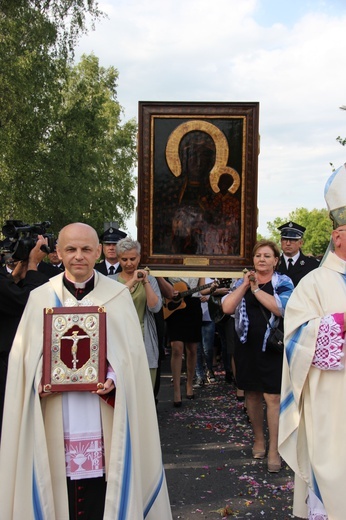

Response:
(277, 221), (306, 240)
(100, 227), (127, 244)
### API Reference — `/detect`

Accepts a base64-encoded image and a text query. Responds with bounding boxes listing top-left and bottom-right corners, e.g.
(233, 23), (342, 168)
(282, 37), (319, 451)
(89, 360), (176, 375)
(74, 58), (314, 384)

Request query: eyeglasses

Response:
(281, 238), (300, 243)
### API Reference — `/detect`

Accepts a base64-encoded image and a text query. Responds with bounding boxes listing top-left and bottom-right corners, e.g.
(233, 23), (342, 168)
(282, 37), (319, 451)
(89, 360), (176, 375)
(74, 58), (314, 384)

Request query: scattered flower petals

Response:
(158, 365), (295, 519)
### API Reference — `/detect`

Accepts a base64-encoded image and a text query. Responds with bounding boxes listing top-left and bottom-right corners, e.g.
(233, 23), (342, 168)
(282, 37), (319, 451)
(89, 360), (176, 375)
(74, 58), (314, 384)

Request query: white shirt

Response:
(105, 259), (120, 273)
(283, 251), (300, 269)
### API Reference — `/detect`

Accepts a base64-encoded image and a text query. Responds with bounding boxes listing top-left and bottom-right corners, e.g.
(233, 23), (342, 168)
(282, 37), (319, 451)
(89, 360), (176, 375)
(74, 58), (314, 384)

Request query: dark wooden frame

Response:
(137, 101), (259, 272)
(42, 306), (107, 392)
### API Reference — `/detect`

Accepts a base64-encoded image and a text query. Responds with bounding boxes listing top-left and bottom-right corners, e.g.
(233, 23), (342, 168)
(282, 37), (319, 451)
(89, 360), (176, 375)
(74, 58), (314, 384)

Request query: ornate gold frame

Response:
(42, 306), (107, 392)
(137, 101), (259, 273)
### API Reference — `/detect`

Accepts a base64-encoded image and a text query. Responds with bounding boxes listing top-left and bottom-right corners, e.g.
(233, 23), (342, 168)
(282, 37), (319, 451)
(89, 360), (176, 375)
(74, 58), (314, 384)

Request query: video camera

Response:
(1, 220), (55, 261)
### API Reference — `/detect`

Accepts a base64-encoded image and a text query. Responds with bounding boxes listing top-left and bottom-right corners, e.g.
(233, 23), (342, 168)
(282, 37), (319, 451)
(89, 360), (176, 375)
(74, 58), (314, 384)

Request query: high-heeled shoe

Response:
(186, 384), (195, 400)
(173, 401), (182, 408)
(267, 454), (281, 472)
(267, 462), (281, 473)
(252, 449), (266, 459)
(252, 443), (266, 459)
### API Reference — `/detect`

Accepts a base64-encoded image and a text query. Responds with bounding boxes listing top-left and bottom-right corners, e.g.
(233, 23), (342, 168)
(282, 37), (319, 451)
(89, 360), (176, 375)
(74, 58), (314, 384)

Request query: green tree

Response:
(0, 1), (103, 149)
(1, 0), (102, 58)
(39, 54), (137, 232)
(0, 1), (137, 237)
(266, 207), (332, 256)
(0, 3), (62, 223)
(0, 1), (103, 225)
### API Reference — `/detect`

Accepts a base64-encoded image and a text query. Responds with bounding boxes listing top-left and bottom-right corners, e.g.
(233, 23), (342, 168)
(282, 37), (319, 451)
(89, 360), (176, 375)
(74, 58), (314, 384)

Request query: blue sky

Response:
(254, 0), (344, 26)
(77, 0), (346, 236)
(254, 0), (309, 26)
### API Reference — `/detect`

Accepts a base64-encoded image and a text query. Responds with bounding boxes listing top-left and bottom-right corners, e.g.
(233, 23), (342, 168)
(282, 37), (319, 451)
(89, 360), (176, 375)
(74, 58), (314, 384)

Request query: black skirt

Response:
(166, 296), (202, 343)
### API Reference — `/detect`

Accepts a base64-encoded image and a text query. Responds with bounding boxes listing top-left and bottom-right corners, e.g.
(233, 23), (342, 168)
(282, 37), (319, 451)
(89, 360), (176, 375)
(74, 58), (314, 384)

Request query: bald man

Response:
(0, 223), (172, 520)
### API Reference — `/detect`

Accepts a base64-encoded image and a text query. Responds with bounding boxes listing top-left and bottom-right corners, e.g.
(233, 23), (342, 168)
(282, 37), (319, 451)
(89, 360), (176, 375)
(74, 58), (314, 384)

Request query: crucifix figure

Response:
(61, 330), (89, 370)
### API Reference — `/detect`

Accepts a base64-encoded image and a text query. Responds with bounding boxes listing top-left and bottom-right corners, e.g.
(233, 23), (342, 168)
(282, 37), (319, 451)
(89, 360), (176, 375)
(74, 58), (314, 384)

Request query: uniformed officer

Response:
(94, 225), (127, 275)
(277, 221), (319, 286)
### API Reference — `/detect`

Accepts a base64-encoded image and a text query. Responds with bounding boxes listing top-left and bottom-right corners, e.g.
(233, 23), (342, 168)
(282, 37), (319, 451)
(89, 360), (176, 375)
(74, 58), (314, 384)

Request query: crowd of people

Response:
(0, 164), (346, 519)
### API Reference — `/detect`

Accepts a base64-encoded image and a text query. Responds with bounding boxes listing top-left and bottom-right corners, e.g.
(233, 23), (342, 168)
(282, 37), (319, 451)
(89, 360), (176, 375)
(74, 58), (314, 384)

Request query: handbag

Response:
(266, 327), (284, 354)
(259, 304), (284, 354)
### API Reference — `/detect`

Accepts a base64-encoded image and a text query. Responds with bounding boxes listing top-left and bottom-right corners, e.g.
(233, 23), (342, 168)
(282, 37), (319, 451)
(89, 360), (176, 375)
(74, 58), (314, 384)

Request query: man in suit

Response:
(0, 236), (49, 439)
(277, 221), (319, 286)
(0, 255), (18, 277)
(94, 225), (127, 276)
(38, 240), (65, 278)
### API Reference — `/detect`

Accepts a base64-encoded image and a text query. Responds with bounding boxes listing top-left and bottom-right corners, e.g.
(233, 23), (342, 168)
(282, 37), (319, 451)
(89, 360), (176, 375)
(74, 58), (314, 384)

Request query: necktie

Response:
(287, 258), (293, 271)
(109, 265), (115, 275)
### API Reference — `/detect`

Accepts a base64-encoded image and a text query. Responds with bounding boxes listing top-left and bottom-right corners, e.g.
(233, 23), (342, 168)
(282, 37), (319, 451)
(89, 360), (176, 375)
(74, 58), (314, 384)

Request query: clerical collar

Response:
(63, 273), (95, 300)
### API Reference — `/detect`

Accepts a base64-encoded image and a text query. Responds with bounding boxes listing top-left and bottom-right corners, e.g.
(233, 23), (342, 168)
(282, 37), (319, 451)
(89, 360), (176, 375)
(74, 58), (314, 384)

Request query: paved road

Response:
(156, 357), (296, 520)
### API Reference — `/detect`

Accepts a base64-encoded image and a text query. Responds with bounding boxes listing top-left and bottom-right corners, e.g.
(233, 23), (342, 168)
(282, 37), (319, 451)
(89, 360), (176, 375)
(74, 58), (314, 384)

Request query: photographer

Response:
(0, 235), (49, 440)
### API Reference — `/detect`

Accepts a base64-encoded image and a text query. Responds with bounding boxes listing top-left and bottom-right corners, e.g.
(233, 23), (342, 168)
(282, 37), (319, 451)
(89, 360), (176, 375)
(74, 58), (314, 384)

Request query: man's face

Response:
(280, 238), (302, 257)
(48, 250), (60, 265)
(102, 243), (117, 263)
(57, 223), (101, 282)
(5, 257), (19, 272)
(333, 226), (346, 260)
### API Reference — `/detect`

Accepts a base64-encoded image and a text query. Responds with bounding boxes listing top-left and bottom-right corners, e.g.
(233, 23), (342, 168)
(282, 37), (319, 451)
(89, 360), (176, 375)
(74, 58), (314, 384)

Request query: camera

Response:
(1, 220), (55, 261)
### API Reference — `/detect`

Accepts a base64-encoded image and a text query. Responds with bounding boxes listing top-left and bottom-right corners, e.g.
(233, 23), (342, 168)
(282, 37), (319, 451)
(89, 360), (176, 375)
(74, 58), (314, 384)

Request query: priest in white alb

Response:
(279, 164), (346, 520)
(0, 222), (172, 520)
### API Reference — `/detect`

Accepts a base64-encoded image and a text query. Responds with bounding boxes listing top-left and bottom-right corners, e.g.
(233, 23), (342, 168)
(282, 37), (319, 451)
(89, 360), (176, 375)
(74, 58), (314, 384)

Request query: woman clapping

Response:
(222, 240), (293, 473)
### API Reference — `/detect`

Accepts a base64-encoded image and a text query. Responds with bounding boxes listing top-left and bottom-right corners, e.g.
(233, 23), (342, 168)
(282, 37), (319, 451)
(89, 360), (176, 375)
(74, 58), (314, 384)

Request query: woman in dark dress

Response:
(158, 277), (204, 407)
(222, 240), (293, 473)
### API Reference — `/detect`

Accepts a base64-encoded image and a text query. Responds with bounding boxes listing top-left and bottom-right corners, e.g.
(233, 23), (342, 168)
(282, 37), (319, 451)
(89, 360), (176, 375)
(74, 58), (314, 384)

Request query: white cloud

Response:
(77, 0), (346, 237)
